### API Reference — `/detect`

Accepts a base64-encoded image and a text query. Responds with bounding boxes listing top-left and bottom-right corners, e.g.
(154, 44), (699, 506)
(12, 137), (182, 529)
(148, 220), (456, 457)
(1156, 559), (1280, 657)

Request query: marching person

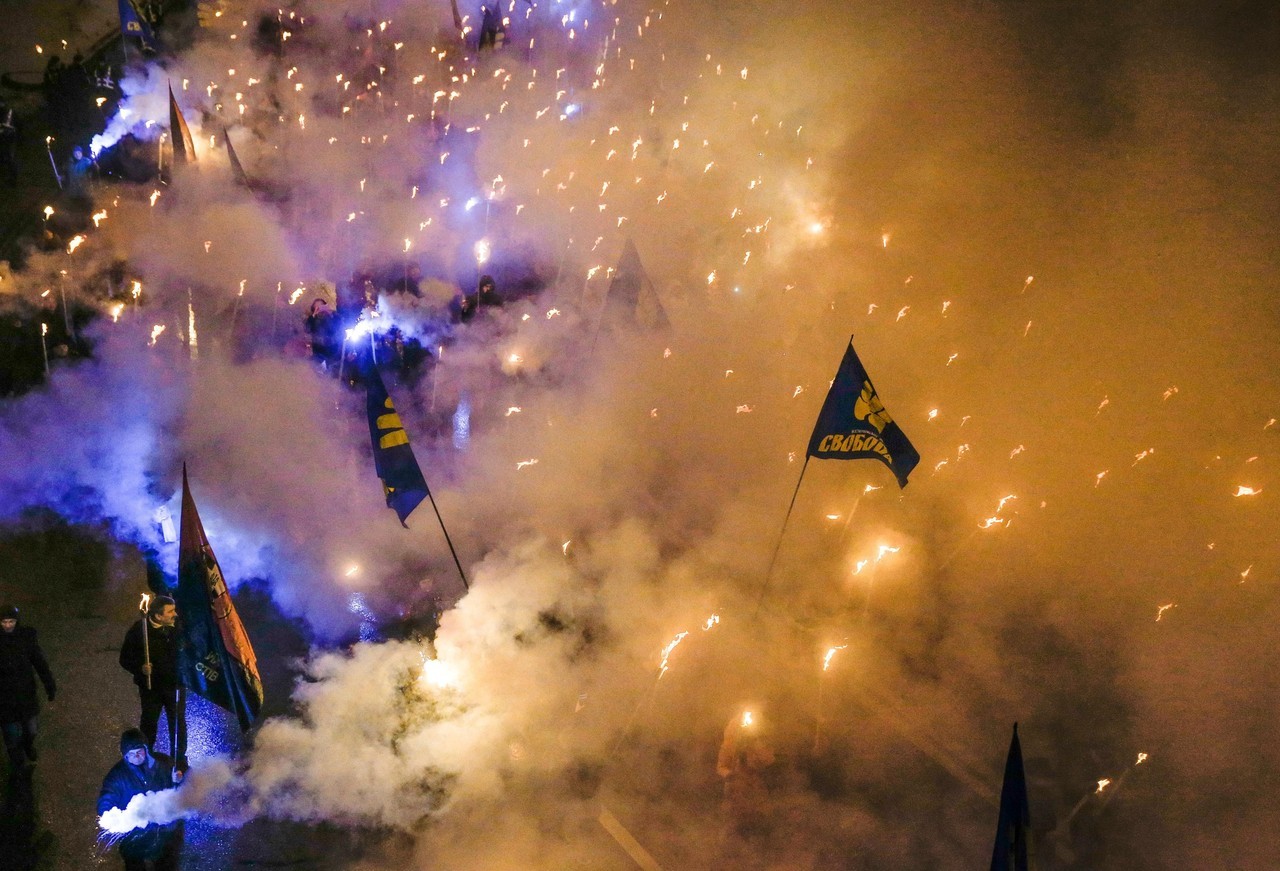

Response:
(97, 728), (183, 871)
(118, 596), (186, 770)
(0, 605), (56, 772)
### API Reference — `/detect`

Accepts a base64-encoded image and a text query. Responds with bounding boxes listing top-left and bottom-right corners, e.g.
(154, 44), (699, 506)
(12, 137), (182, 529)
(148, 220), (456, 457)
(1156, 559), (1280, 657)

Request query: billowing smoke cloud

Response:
(7, 0), (1280, 867)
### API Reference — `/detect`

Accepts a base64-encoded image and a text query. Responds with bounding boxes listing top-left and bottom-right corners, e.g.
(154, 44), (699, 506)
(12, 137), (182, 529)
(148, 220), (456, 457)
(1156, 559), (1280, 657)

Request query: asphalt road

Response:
(0, 513), (408, 871)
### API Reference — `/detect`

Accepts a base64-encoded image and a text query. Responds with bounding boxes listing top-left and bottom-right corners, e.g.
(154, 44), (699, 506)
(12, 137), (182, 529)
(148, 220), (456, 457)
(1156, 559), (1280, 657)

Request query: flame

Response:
(702, 614), (720, 631)
(657, 631), (689, 678)
(139, 593), (151, 611)
(1155, 603), (1175, 621)
(66, 235), (86, 254)
(1234, 486), (1261, 497)
(515, 459), (539, 470)
(1135, 752), (1148, 765)
(109, 302), (125, 323)
(1096, 778), (1111, 793)
(741, 710), (754, 728)
(822, 644), (847, 671)
(148, 325), (165, 346)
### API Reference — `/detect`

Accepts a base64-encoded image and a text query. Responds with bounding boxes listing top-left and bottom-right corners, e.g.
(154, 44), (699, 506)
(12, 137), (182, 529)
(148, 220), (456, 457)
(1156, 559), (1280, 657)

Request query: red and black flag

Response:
(366, 365), (429, 526)
(176, 466), (263, 732)
(168, 84), (196, 166)
(807, 336), (920, 488)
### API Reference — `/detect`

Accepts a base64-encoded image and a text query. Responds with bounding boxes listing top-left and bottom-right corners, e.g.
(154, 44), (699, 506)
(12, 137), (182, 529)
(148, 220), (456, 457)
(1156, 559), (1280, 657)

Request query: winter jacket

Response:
(97, 752), (181, 861)
(0, 623), (56, 722)
(119, 619), (181, 693)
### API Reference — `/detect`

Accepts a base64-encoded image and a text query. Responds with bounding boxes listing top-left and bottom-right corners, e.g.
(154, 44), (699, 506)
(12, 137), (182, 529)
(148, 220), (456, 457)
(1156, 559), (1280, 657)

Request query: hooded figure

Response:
(97, 729), (183, 870)
(0, 605), (56, 769)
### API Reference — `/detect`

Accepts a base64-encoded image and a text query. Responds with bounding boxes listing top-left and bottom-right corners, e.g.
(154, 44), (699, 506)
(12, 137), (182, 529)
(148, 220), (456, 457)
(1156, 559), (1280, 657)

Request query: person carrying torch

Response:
(118, 595), (186, 770)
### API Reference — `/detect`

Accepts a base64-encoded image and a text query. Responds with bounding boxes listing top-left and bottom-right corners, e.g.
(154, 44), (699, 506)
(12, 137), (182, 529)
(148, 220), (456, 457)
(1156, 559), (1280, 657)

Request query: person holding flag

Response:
(118, 595), (185, 769)
(97, 729), (182, 871)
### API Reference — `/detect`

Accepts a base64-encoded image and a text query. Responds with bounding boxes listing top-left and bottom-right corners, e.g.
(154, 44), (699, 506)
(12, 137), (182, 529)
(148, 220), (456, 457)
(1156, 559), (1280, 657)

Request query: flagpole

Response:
(424, 490), (469, 590)
(754, 456), (809, 615)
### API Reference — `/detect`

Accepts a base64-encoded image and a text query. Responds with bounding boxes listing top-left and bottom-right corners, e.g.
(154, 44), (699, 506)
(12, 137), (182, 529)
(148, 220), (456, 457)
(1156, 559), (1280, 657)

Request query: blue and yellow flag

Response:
(990, 723), (1034, 871)
(807, 337), (920, 487)
(118, 0), (156, 50)
(366, 365), (429, 526)
(176, 466), (263, 733)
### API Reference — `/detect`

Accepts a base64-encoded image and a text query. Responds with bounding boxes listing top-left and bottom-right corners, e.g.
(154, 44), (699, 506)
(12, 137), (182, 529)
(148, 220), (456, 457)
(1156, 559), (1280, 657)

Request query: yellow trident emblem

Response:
(854, 380), (892, 434)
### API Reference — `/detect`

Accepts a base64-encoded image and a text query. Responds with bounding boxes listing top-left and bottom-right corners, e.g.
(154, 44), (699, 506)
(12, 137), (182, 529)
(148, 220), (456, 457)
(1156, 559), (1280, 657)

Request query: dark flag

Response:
(366, 364), (429, 526)
(990, 724), (1034, 871)
(224, 127), (250, 188)
(807, 336), (920, 488)
(176, 467), (263, 732)
(118, 0), (156, 50)
(168, 84), (196, 166)
(601, 238), (669, 331)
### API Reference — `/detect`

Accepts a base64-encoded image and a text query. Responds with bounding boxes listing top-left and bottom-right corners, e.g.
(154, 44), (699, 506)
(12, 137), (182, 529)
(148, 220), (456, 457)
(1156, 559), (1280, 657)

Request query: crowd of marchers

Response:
(2, 598), (187, 869)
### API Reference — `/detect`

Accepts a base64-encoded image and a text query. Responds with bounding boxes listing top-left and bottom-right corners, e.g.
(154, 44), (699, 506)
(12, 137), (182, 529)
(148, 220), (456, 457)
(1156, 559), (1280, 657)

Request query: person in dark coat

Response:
(119, 596), (186, 769)
(0, 605), (56, 771)
(388, 263), (424, 298)
(304, 298), (339, 364)
(97, 729), (183, 871)
(0, 99), (18, 187)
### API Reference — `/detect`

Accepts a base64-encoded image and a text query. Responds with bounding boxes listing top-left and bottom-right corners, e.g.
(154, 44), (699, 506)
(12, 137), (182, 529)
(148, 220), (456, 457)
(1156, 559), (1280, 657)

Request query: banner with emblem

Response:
(176, 465), (263, 732)
(366, 364), (430, 525)
(118, 0), (156, 51)
(807, 337), (920, 488)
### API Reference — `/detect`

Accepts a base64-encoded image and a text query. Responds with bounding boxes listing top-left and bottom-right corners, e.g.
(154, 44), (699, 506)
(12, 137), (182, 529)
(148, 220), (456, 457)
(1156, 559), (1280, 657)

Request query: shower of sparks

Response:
(657, 631), (689, 679)
(1133, 449), (1155, 466)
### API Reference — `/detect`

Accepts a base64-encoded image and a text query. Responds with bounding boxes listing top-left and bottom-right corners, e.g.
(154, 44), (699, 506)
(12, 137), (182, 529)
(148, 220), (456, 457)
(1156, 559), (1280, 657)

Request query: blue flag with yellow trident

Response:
(807, 337), (920, 488)
(366, 365), (429, 526)
(118, 0), (156, 50)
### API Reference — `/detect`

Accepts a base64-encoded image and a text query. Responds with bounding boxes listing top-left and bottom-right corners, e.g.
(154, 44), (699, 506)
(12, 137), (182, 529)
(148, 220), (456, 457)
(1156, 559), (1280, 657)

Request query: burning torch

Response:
(139, 593), (152, 690)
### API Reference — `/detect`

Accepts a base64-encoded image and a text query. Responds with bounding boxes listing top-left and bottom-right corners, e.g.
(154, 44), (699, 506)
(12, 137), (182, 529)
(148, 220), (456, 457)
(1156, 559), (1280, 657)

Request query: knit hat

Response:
(120, 728), (148, 755)
(0, 605), (18, 621)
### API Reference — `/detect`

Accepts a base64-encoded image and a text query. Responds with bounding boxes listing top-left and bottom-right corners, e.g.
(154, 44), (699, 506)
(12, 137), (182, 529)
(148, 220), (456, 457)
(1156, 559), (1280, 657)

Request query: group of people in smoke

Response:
(304, 268), (503, 386)
(0, 598), (187, 869)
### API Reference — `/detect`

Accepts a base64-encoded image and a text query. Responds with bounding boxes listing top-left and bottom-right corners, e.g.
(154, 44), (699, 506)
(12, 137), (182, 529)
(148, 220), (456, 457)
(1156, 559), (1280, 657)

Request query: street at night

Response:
(0, 0), (1278, 868)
